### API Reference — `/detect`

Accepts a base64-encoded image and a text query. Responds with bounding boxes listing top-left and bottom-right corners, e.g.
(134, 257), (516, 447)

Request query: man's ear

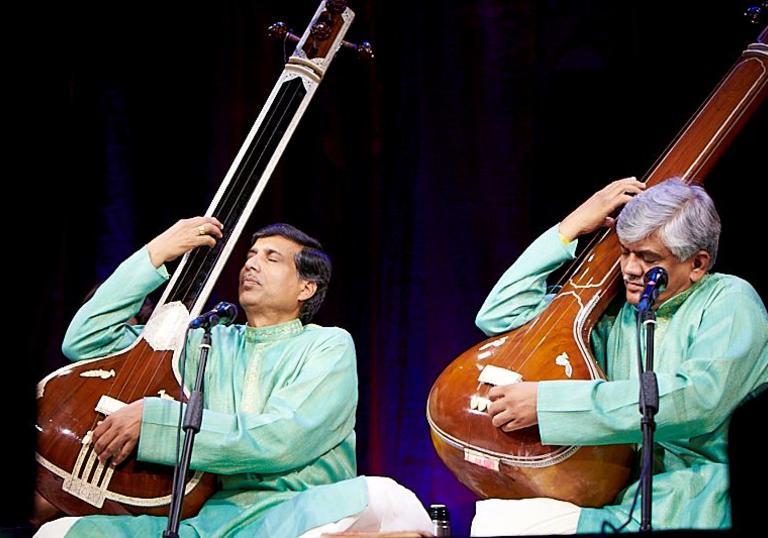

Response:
(690, 250), (711, 282)
(298, 280), (317, 302)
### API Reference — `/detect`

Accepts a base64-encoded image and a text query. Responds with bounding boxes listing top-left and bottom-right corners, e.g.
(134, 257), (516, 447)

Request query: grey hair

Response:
(615, 177), (721, 269)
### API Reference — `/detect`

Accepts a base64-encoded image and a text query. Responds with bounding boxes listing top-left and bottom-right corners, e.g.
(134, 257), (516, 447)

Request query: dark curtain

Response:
(11, 1), (766, 534)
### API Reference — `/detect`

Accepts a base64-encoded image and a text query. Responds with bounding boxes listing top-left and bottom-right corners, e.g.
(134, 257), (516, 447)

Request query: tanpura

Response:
(427, 24), (768, 507)
(35, 0), (366, 518)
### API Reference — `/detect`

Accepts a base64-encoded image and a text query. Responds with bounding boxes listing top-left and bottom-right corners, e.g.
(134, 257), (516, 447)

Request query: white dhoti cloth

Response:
(36, 476), (433, 537)
(300, 476), (433, 537)
(471, 497), (581, 536)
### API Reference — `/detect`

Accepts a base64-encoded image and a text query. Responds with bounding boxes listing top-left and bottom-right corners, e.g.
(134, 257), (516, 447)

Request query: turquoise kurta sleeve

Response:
(537, 278), (768, 446)
(139, 328), (358, 475)
(476, 224), (577, 336)
(61, 247), (168, 360)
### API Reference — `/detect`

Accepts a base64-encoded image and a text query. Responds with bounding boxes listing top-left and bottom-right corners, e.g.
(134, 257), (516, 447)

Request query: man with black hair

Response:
(36, 217), (431, 537)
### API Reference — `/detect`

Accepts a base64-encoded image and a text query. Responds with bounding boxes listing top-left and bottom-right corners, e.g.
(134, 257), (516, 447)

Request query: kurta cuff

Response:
(123, 247), (170, 288)
(538, 380), (604, 445)
(551, 223), (578, 259)
(138, 397), (182, 466)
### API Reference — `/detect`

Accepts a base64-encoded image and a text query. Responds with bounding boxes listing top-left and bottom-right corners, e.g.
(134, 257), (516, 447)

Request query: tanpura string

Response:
(502, 170), (658, 375)
(174, 76), (306, 313)
(175, 80), (297, 303)
(510, 169), (669, 368)
(486, 226), (613, 375)
(217, 78), (308, 246)
(130, 76), (308, 397)
(527, 32), (763, 324)
(112, 343), (166, 407)
(96, 332), (164, 421)
(514, 259), (624, 374)
(470, 117), (720, 379)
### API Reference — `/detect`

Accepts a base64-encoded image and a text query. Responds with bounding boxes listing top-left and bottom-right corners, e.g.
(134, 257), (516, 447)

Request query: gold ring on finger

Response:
(198, 225), (206, 236)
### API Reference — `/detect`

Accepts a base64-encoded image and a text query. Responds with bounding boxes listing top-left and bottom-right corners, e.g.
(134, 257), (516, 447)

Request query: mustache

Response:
(241, 274), (262, 285)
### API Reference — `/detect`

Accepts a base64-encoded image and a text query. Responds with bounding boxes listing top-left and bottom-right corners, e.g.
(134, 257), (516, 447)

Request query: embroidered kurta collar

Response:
(653, 274), (709, 319)
(244, 318), (303, 342)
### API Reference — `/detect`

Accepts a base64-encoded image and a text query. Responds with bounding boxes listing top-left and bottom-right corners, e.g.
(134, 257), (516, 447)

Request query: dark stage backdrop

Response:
(11, 1), (767, 534)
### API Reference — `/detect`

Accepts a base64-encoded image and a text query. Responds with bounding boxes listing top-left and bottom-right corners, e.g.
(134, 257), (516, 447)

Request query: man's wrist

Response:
(145, 242), (165, 268)
(557, 225), (575, 245)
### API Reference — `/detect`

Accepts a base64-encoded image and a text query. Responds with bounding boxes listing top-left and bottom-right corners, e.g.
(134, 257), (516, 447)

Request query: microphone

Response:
(189, 302), (239, 329)
(637, 267), (668, 312)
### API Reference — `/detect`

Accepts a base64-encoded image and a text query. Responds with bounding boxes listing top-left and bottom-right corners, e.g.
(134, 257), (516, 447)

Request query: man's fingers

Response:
(92, 423), (119, 462)
(491, 408), (515, 428)
(487, 386), (505, 400)
(112, 436), (138, 466)
(501, 420), (523, 432)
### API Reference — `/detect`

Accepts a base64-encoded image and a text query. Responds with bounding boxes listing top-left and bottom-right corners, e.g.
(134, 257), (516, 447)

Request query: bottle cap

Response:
(429, 503), (449, 520)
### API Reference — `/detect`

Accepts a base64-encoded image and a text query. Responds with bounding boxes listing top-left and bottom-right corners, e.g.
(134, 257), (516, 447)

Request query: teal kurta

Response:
(60, 248), (368, 537)
(476, 225), (768, 532)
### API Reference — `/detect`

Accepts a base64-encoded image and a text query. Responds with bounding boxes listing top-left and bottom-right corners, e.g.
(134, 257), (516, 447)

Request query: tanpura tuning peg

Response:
(744, 1), (768, 24)
(311, 21), (333, 41)
(326, 0), (348, 15)
(267, 21), (374, 61)
(353, 40), (374, 61)
(267, 21), (289, 40)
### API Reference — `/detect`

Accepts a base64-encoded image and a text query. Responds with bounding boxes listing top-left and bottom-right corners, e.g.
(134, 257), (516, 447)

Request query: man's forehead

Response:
(250, 235), (302, 253)
(619, 235), (670, 256)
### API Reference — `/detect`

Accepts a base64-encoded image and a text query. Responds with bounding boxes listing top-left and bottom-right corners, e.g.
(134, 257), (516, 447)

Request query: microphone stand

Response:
(638, 308), (659, 532)
(164, 327), (212, 538)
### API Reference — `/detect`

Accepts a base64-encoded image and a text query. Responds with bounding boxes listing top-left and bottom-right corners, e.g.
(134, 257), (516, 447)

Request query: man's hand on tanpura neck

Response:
(92, 399), (144, 466)
(558, 177), (645, 242)
(146, 216), (224, 268)
(487, 381), (539, 432)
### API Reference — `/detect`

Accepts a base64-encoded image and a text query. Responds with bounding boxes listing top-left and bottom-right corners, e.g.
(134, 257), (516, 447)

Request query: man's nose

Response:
(624, 255), (644, 276)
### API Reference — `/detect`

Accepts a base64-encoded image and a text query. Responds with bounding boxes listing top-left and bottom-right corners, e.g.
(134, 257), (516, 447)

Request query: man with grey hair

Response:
(470, 177), (768, 534)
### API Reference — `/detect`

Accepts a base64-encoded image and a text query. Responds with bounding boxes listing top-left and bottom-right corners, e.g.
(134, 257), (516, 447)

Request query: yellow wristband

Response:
(558, 231), (572, 245)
